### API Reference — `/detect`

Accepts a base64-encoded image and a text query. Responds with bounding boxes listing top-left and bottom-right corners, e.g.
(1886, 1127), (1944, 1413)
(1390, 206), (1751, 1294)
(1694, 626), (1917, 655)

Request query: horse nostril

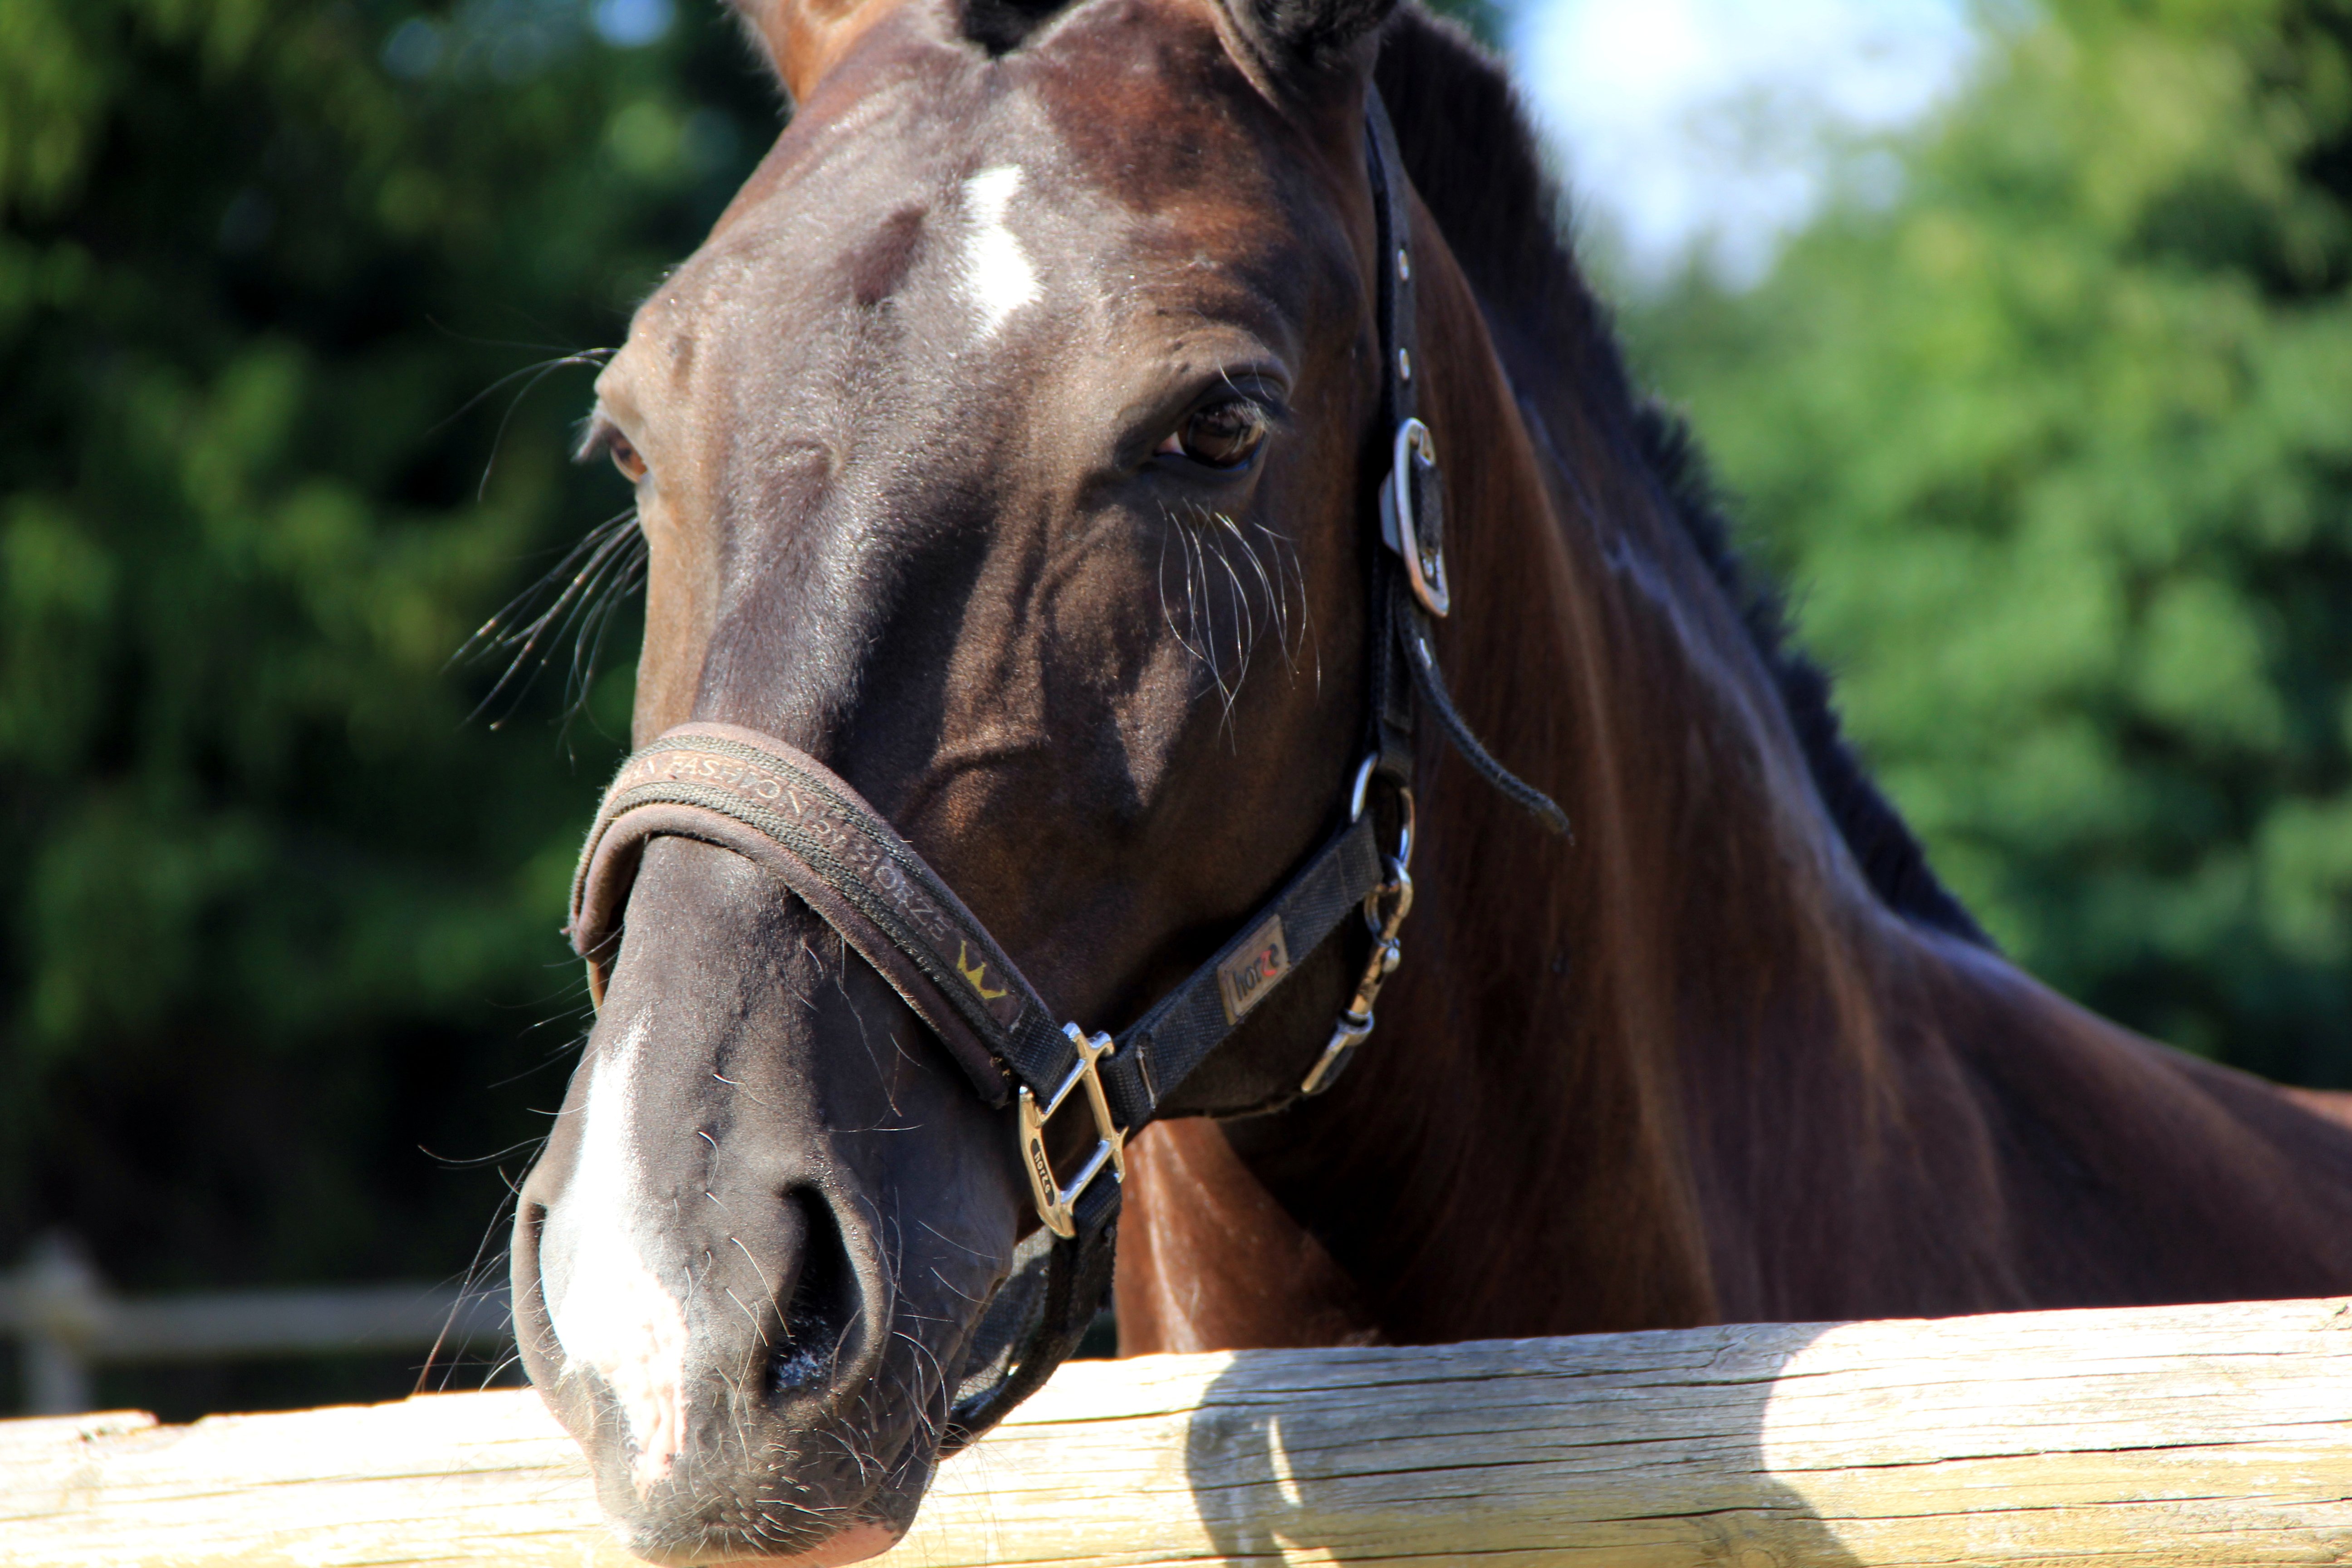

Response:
(772, 1188), (853, 1396)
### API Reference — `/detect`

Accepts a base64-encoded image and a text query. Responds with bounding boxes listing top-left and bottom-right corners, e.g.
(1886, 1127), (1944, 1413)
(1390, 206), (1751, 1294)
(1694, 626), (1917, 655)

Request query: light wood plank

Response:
(3, 1296), (2347, 1567)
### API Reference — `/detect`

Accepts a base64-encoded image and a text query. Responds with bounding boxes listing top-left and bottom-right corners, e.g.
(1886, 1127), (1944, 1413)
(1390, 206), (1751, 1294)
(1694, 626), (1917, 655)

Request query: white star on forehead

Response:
(959, 164), (1040, 335)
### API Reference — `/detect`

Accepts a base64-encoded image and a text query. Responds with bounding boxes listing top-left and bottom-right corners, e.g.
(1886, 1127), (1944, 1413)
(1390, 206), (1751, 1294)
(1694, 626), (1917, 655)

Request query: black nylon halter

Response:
(564, 91), (1567, 1452)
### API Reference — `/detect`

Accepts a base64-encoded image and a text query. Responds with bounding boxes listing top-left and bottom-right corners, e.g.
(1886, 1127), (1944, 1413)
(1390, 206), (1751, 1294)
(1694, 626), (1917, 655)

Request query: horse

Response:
(507, 0), (2352, 1558)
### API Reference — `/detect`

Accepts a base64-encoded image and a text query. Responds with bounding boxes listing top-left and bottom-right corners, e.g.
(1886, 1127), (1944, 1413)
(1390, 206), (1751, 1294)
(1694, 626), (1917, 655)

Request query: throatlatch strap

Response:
(1401, 598), (1573, 838)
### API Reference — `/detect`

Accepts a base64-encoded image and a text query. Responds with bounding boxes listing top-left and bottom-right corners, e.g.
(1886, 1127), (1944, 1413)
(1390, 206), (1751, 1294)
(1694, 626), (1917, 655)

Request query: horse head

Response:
(509, 0), (1453, 1555)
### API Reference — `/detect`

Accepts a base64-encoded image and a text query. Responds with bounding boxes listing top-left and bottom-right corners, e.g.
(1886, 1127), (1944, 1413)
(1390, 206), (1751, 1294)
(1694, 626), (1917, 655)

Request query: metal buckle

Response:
(1017, 1023), (1126, 1239)
(1301, 781), (1417, 1097)
(1299, 857), (1413, 1097)
(1383, 418), (1451, 618)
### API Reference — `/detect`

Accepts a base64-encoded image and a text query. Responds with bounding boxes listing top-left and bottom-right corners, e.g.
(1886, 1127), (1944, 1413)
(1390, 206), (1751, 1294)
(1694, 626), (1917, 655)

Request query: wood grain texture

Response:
(4, 1296), (2347, 1568)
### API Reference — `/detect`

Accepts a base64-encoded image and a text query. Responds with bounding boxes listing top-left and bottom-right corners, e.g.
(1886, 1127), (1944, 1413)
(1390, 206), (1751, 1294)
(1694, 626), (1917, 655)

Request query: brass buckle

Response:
(1382, 418), (1451, 618)
(1018, 1024), (1126, 1239)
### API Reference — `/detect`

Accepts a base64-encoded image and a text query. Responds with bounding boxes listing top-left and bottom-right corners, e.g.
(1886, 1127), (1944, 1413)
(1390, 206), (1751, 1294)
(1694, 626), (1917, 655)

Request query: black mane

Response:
(1375, 5), (1991, 948)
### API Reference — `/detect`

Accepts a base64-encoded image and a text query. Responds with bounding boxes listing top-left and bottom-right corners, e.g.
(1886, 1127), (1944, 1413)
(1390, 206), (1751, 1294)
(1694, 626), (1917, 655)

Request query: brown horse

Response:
(509, 0), (2352, 1559)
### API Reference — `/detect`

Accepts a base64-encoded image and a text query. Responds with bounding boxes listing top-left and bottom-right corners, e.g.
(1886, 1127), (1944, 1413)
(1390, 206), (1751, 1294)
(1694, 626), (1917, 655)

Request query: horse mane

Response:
(1373, 5), (1991, 948)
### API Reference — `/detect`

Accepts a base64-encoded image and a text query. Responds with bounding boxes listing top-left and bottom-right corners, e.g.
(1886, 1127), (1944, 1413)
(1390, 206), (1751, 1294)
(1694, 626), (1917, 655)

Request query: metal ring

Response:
(1351, 761), (1415, 866)
(1349, 755), (1377, 823)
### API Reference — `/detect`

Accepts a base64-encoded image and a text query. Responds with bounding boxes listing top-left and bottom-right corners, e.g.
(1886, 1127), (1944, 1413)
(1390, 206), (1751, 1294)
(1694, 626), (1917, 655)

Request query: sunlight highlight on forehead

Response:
(959, 164), (1040, 335)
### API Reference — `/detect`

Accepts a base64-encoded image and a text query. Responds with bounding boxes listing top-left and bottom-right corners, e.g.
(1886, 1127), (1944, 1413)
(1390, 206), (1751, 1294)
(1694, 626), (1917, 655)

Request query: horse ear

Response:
(729, 0), (902, 104)
(1218, 0), (1397, 84)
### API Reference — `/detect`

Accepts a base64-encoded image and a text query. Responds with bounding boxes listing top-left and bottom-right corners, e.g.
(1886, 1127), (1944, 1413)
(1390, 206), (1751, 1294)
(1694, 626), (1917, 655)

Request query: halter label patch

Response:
(1217, 914), (1290, 1024)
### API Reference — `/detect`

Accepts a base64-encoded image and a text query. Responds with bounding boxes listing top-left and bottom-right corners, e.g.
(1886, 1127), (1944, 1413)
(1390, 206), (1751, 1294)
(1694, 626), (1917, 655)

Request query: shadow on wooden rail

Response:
(2, 1294), (2347, 1567)
(1171, 1319), (1861, 1567)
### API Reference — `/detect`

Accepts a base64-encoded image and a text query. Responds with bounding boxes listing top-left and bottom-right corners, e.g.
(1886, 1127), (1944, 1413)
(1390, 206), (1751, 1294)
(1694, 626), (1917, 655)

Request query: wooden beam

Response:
(4, 1295), (2348, 1567)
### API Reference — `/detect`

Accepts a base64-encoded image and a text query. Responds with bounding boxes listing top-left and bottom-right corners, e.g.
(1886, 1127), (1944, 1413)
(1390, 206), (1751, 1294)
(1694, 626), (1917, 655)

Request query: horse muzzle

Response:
(514, 832), (1017, 1563)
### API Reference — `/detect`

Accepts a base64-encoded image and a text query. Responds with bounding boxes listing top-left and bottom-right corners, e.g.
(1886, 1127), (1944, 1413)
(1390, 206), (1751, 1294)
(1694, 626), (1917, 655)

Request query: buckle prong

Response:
(1018, 1024), (1126, 1239)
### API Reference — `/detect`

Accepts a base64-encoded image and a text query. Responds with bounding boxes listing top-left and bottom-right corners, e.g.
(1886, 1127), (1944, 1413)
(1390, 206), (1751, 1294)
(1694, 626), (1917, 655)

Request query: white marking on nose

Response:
(959, 164), (1039, 335)
(543, 1016), (691, 1494)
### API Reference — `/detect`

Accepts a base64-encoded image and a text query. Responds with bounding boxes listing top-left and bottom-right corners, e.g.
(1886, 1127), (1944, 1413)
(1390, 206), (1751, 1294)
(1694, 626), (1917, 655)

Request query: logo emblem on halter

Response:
(1216, 914), (1291, 1024)
(956, 941), (1009, 1003)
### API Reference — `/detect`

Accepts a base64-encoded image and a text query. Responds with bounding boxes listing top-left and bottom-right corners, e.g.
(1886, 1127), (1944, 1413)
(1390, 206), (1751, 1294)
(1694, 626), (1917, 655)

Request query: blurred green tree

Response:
(0, 0), (777, 1413)
(1629, 0), (2352, 1086)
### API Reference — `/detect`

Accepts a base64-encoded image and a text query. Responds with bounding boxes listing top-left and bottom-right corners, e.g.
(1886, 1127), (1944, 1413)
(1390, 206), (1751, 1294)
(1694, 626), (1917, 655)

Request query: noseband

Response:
(565, 96), (1567, 1447)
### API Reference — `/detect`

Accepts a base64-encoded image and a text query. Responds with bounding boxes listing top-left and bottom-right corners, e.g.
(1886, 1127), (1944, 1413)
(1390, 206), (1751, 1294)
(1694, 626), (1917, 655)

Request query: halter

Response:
(564, 94), (1568, 1448)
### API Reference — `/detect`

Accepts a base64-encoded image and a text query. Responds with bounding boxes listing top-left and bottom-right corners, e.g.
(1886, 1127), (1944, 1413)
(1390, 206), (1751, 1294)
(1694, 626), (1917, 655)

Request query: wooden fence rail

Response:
(0, 1232), (511, 1415)
(4, 1295), (2348, 1567)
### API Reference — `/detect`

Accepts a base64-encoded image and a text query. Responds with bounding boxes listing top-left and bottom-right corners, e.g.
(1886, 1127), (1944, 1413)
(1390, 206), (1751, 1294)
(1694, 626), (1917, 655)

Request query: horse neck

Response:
(1230, 217), (1920, 1339)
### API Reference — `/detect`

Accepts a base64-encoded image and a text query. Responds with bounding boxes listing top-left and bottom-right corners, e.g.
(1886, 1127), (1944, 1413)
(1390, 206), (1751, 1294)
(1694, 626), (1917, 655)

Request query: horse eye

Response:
(608, 435), (648, 483)
(1156, 398), (1269, 470)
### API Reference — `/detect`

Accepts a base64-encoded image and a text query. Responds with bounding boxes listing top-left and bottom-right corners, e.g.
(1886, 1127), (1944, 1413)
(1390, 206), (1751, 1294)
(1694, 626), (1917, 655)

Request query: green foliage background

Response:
(1628, 0), (2352, 1089)
(0, 0), (777, 1416)
(0, 0), (2345, 1418)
